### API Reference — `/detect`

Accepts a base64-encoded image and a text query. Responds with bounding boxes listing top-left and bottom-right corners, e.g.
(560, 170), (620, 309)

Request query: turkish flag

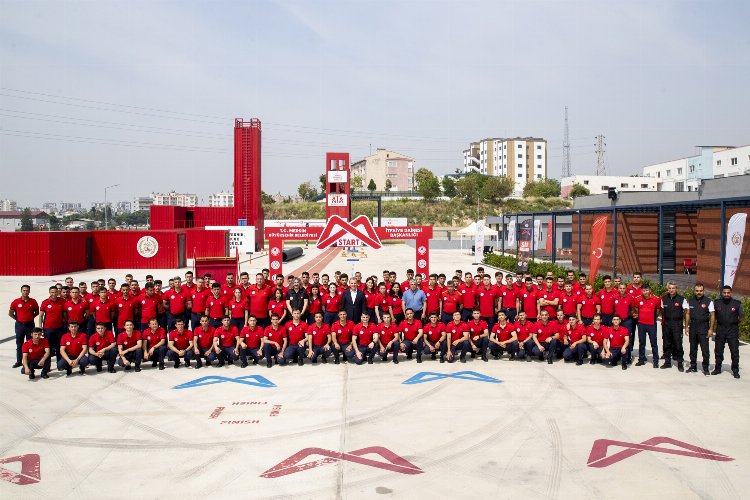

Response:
(589, 216), (608, 284)
(545, 221), (553, 254)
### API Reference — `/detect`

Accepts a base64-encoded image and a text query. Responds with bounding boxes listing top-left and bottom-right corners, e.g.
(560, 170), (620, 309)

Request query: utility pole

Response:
(562, 106), (572, 178)
(104, 183), (120, 229)
(595, 135), (607, 176)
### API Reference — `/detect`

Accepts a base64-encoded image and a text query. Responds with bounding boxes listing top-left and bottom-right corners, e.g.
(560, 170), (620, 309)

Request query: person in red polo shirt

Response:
(21, 327), (50, 379)
(531, 310), (560, 364)
(239, 315), (264, 367)
(439, 281), (463, 326)
(330, 310), (356, 365)
(538, 277), (560, 319)
(597, 276), (618, 326)
(307, 313), (332, 364)
(457, 273), (478, 322)
(475, 275), (499, 329)
(139, 283), (159, 331)
(422, 311), (447, 362)
(10, 284), (40, 368)
(633, 284), (662, 367)
(117, 320), (143, 372)
(351, 312), (377, 364)
(626, 272), (644, 301)
(398, 308), (424, 362)
(57, 322), (89, 376)
(246, 274), (272, 328)
(215, 316), (239, 366)
(559, 282), (578, 319)
(562, 316), (588, 365)
(64, 287), (89, 336)
(283, 309), (309, 366)
(586, 313), (609, 364)
(602, 314), (630, 369)
(87, 322), (117, 373)
(91, 288), (114, 333)
(577, 284), (601, 327)
(167, 318), (194, 368)
(498, 274), (519, 323)
(445, 311), (469, 363)
(262, 314), (287, 368)
(517, 278), (539, 324)
(189, 277), (210, 331)
(376, 312), (400, 363)
(513, 311), (535, 361)
(142, 318), (167, 370)
(490, 310), (518, 360)
(466, 309), (490, 362)
(164, 278), (191, 333)
(613, 283), (635, 363)
(40, 285), (66, 360)
(220, 272), (239, 299)
(114, 284), (139, 334)
(193, 315), (218, 368)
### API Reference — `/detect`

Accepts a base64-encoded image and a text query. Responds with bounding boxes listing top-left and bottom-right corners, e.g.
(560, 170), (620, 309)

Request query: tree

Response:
(523, 178), (561, 198)
(261, 191), (275, 205)
(441, 176), (457, 198)
(297, 181), (319, 201)
(351, 175), (364, 191)
(384, 179), (393, 192)
(455, 172), (486, 204)
(569, 183), (591, 198)
(414, 168), (441, 201)
(20, 208), (34, 231)
(319, 174), (327, 193)
(49, 214), (61, 231)
(481, 175), (514, 203)
(367, 179), (377, 193)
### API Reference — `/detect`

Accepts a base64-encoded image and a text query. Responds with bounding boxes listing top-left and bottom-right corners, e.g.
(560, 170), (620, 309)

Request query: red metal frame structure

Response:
(325, 152), (351, 221)
(234, 118), (264, 248)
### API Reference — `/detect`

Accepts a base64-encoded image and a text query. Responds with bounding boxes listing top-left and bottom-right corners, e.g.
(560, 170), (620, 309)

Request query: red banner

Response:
(589, 216), (608, 283)
(545, 221), (553, 254)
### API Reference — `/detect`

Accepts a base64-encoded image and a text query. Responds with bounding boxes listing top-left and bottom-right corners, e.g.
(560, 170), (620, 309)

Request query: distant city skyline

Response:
(1, 0), (748, 207)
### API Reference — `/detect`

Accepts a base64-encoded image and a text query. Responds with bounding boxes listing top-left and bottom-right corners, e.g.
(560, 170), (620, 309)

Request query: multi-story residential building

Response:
(209, 191), (234, 207)
(42, 202), (58, 213)
(462, 142), (479, 173)
(463, 137), (548, 195)
(60, 202), (82, 212)
(560, 175), (658, 197)
(351, 149), (415, 191)
(132, 196), (154, 212)
(151, 192), (198, 207)
(115, 201), (132, 213)
(0, 199), (18, 211)
(642, 145), (750, 192)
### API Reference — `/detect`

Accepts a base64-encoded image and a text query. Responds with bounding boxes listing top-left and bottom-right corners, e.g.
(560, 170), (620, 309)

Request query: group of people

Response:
(9, 266), (744, 380)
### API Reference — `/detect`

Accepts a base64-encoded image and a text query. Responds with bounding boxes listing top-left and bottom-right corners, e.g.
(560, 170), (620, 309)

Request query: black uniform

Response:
(713, 298), (743, 375)
(661, 293), (686, 365)
(686, 295), (712, 372)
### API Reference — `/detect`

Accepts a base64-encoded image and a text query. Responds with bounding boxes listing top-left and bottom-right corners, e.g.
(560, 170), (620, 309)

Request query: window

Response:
(666, 170), (671, 176)
(621, 183), (628, 188)
(517, 173), (523, 178)
(717, 160), (721, 166)
(677, 168), (682, 175)
(537, 145), (542, 150)
(641, 184), (649, 188)
(537, 174), (542, 179)
(517, 154), (522, 159)
(517, 163), (523, 169)
(537, 154), (542, 159)
(675, 182), (684, 192)
(689, 165), (695, 173)
(517, 144), (522, 149)
(602, 186), (609, 191)
(657, 172), (661, 178)
(731, 157), (738, 165)
(583, 180), (589, 185)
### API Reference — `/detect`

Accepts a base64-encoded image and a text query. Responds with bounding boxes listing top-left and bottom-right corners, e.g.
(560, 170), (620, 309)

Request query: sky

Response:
(0, 0), (748, 208)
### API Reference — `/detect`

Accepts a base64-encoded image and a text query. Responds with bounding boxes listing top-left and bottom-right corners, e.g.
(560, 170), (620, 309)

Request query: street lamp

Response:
(104, 184), (120, 229)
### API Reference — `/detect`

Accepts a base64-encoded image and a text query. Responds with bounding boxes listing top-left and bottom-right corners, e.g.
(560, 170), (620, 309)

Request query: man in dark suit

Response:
(341, 278), (366, 325)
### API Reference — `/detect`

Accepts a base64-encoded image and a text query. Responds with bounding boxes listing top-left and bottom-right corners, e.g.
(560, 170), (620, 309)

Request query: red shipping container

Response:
(186, 228), (228, 259)
(191, 207), (235, 228)
(0, 232), (90, 276)
(90, 230), (185, 269)
(150, 206), (189, 230)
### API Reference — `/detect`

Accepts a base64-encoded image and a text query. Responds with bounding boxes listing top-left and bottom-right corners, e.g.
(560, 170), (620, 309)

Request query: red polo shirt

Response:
(11, 297), (39, 323)
(60, 332), (87, 357)
(635, 296), (660, 326)
(23, 338), (49, 361)
(353, 323), (376, 345)
(194, 326), (216, 350)
(239, 325), (263, 349)
(308, 323), (330, 346)
(286, 321), (309, 345)
(64, 299), (89, 324)
(398, 319), (423, 342)
(423, 322), (446, 343)
(332, 320), (355, 344)
(89, 330), (115, 351)
(378, 323), (399, 344)
(40, 297), (65, 328)
(493, 322), (514, 342)
(215, 326), (239, 347)
(169, 328), (193, 350)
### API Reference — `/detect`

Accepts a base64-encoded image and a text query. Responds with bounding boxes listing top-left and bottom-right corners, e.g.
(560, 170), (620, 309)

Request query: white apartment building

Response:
(0, 199), (18, 211)
(351, 149), (415, 191)
(463, 142), (480, 172)
(641, 145), (750, 192)
(209, 191), (234, 207)
(132, 196), (154, 212)
(115, 201), (132, 213)
(465, 137), (547, 195)
(561, 175), (657, 197)
(152, 191), (198, 207)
